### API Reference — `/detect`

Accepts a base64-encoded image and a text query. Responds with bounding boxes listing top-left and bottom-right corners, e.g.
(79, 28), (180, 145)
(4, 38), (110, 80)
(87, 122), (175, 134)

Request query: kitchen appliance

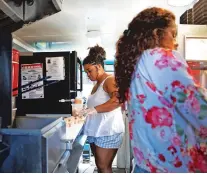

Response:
(0, 116), (71, 173)
(16, 51), (83, 116)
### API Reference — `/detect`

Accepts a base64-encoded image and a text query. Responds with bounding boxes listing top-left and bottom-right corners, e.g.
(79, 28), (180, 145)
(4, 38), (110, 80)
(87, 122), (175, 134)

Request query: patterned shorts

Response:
(87, 133), (123, 149)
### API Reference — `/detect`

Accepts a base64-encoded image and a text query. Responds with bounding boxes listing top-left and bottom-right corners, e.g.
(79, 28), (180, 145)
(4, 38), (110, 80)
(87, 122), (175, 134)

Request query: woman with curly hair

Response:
(115, 7), (207, 173)
(81, 45), (125, 173)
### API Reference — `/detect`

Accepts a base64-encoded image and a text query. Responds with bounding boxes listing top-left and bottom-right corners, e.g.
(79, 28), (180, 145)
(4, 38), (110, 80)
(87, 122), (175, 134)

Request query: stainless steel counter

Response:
(67, 134), (87, 173)
(64, 122), (87, 173)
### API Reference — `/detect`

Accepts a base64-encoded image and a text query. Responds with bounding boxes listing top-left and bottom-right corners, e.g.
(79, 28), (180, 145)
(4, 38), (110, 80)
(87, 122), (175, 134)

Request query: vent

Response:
(0, 0), (64, 28)
(0, 9), (15, 28)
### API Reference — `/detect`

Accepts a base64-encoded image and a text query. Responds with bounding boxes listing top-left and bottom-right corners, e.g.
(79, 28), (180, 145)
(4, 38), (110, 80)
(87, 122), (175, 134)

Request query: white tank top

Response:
(84, 76), (125, 137)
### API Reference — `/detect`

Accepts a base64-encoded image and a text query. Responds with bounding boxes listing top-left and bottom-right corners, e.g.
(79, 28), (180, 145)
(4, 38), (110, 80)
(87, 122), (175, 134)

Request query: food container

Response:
(71, 104), (84, 117)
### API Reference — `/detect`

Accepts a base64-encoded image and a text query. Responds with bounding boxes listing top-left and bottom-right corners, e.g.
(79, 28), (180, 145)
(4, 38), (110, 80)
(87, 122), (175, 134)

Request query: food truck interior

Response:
(0, 0), (206, 173)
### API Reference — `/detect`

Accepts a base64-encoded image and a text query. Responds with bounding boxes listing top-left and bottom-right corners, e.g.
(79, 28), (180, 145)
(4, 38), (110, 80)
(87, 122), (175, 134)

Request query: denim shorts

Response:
(87, 133), (123, 149)
(133, 165), (149, 173)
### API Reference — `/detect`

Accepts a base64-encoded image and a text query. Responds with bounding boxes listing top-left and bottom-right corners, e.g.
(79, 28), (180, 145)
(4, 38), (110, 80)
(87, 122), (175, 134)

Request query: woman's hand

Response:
(79, 107), (98, 117)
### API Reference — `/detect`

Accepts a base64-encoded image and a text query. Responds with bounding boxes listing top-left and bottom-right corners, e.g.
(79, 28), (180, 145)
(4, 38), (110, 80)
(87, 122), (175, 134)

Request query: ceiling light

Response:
(167, 0), (197, 7)
(86, 30), (101, 38)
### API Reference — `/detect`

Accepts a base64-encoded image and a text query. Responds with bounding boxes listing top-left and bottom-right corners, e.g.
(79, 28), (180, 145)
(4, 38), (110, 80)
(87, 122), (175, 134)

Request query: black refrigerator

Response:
(16, 51), (82, 116)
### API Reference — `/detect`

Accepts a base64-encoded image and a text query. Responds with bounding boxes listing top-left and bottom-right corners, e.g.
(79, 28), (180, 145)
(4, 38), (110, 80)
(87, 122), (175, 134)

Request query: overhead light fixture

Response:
(167, 0), (197, 7)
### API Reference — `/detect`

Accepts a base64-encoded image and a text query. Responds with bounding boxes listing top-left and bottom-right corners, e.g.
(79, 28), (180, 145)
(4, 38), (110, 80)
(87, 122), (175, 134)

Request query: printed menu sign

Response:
(21, 63), (44, 99)
(46, 57), (65, 80)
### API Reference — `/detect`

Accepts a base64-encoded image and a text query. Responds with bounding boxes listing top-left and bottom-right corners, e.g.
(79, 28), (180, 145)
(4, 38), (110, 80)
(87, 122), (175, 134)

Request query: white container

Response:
(71, 104), (83, 117)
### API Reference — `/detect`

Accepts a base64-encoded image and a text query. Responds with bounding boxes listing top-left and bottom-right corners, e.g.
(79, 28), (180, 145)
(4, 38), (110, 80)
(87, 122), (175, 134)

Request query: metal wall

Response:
(0, 19), (23, 128)
(0, 27), (12, 128)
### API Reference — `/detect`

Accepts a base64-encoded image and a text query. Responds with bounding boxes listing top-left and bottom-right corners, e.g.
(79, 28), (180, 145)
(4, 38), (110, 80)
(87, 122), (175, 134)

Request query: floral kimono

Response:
(127, 48), (207, 172)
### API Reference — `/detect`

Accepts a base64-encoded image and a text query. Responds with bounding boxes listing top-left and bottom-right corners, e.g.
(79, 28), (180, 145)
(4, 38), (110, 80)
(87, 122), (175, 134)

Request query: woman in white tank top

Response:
(81, 45), (125, 173)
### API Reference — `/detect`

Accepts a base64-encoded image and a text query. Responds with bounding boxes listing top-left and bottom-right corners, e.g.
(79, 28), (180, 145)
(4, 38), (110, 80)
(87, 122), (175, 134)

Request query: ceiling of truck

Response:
(13, 0), (195, 59)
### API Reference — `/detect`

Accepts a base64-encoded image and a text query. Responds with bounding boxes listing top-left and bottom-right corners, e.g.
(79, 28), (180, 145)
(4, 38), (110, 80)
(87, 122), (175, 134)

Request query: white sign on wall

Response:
(21, 63), (44, 99)
(46, 57), (65, 80)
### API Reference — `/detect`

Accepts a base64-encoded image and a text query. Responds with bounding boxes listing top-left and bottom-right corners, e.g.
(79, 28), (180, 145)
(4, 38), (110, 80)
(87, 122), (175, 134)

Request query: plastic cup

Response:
(71, 104), (83, 117)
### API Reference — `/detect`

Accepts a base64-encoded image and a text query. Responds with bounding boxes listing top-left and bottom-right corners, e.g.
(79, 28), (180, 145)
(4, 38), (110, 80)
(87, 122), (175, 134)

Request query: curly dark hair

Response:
(83, 45), (106, 68)
(115, 7), (175, 103)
